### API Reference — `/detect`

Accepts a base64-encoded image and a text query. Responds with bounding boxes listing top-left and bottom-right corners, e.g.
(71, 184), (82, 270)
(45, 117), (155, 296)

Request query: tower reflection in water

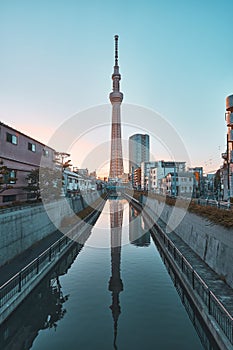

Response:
(108, 199), (151, 349)
(108, 199), (124, 349)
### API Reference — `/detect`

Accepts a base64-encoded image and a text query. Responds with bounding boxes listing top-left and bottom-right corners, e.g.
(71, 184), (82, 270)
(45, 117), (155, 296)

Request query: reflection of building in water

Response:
(0, 243), (82, 350)
(129, 205), (150, 247)
(108, 200), (124, 349)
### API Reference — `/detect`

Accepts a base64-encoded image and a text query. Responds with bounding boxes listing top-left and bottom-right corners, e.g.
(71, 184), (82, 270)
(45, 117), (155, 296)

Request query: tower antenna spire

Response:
(114, 35), (119, 66)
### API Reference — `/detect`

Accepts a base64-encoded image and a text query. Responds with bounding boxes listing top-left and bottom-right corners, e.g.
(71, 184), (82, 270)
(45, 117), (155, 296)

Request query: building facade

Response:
(0, 122), (55, 204)
(150, 160), (186, 192)
(133, 167), (141, 189)
(188, 167), (204, 198)
(224, 94), (233, 200)
(63, 169), (95, 196)
(162, 171), (194, 196)
(129, 134), (149, 177)
(141, 161), (158, 190)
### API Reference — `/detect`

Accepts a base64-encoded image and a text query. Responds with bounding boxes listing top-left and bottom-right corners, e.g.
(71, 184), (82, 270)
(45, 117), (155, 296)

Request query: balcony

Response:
(226, 112), (233, 126)
(226, 94), (233, 111)
(231, 150), (233, 163)
(228, 129), (233, 142)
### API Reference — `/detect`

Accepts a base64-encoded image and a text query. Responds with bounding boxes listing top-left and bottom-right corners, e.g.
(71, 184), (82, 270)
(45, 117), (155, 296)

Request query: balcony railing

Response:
(228, 129), (233, 142)
(226, 112), (233, 126)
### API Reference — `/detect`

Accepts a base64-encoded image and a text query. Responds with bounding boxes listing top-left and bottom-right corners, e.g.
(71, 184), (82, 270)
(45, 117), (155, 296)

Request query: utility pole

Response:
(174, 163), (177, 197)
(227, 133), (230, 207)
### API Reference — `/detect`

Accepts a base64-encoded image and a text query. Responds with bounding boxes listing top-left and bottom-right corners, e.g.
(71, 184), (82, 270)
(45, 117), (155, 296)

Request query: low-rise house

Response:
(0, 122), (55, 204)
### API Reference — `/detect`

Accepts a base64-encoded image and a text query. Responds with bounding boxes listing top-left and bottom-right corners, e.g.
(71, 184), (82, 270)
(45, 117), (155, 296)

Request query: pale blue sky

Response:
(1, 0), (233, 175)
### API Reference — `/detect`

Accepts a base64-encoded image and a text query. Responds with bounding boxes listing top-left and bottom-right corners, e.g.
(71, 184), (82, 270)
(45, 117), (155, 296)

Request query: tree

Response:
(25, 168), (41, 200)
(0, 162), (17, 192)
(25, 167), (63, 201)
(40, 167), (63, 201)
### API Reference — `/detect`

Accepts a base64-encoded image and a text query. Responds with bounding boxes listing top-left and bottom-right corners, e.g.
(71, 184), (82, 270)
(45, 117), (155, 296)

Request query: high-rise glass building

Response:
(129, 134), (150, 175)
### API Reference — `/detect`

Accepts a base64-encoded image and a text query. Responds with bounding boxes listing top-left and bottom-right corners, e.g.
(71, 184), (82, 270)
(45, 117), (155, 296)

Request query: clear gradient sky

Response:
(1, 0), (233, 176)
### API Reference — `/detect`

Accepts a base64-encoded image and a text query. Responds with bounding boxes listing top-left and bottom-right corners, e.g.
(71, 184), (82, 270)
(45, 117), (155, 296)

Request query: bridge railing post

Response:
(192, 270), (195, 289)
(49, 247), (52, 261)
(208, 289), (211, 314)
(36, 257), (40, 274)
(18, 272), (22, 292)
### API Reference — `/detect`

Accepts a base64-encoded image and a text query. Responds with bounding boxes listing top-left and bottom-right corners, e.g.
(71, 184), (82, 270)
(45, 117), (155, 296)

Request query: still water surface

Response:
(1, 199), (218, 349)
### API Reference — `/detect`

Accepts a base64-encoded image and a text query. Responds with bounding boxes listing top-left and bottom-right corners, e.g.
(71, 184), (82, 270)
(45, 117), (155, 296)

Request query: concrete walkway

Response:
(0, 230), (63, 286)
(155, 216), (233, 316)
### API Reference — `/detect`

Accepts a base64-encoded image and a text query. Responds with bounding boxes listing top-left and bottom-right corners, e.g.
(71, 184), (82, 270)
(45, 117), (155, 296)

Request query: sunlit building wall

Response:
(225, 95), (233, 199)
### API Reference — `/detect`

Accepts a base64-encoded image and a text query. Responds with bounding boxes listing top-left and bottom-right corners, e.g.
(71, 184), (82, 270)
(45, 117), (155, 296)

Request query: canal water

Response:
(0, 199), (219, 350)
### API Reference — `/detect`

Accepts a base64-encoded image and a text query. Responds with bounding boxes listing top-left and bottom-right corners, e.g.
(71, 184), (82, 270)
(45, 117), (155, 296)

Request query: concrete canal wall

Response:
(0, 200), (105, 325)
(142, 196), (233, 289)
(0, 192), (99, 267)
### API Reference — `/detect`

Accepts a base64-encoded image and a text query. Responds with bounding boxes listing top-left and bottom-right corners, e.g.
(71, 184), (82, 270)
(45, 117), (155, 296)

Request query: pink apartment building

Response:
(0, 122), (55, 204)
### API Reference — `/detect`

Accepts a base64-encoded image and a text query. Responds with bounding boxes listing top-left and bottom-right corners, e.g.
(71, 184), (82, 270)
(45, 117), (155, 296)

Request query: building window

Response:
(28, 142), (36, 152)
(3, 194), (16, 202)
(6, 132), (18, 145)
(9, 170), (17, 184)
(43, 149), (49, 157)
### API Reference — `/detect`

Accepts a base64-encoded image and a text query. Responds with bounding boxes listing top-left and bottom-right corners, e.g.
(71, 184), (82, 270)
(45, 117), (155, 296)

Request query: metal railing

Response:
(195, 198), (232, 210)
(0, 227), (76, 309)
(151, 213), (233, 345)
(126, 194), (233, 345)
(0, 198), (105, 312)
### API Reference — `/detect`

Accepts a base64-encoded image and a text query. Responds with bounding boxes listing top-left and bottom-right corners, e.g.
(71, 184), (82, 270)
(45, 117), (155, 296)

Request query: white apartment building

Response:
(150, 161), (186, 192)
(141, 161), (157, 190)
(162, 171), (194, 196)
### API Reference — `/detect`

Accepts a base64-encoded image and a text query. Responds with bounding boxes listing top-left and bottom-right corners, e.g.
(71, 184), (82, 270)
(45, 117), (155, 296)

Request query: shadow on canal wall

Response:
(0, 191), (100, 267)
(0, 197), (105, 326)
(141, 196), (233, 289)
(0, 241), (85, 350)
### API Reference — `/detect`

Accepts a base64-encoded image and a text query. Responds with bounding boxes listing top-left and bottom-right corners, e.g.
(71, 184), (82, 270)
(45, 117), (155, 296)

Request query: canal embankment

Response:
(0, 192), (107, 325)
(0, 191), (102, 267)
(125, 193), (233, 350)
(139, 194), (233, 289)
